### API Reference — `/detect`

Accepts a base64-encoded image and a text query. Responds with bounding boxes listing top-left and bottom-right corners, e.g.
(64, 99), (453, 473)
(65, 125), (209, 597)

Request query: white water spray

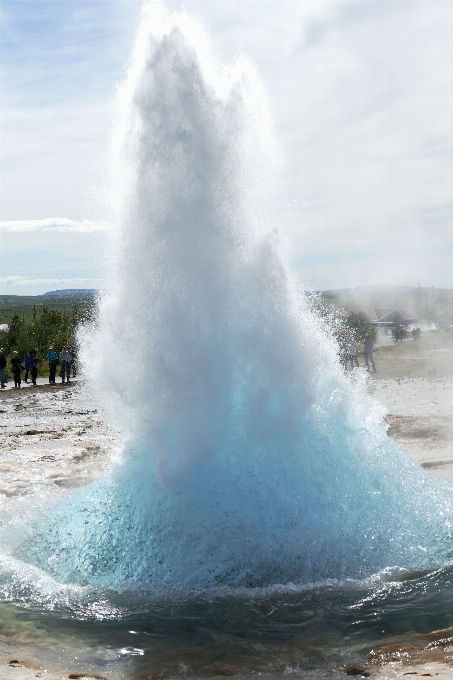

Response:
(22, 5), (453, 588)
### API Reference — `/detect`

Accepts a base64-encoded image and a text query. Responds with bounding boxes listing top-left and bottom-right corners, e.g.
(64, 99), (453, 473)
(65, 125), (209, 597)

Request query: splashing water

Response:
(21, 4), (453, 589)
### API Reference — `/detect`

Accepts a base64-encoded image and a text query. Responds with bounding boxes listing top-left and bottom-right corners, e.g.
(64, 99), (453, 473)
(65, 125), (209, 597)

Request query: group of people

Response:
(46, 346), (77, 385)
(342, 325), (423, 374)
(343, 335), (376, 372)
(0, 346), (77, 389)
(392, 326), (422, 341)
(392, 326), (406, 341)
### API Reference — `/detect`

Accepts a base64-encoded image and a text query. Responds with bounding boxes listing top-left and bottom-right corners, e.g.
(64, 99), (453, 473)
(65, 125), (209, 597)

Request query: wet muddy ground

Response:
(0, 382), (116, 505)
(368, 331), (453, 486)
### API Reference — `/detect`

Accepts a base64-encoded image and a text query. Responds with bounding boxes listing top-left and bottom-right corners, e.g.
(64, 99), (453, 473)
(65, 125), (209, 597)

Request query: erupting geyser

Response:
(22, 4), (453, 588)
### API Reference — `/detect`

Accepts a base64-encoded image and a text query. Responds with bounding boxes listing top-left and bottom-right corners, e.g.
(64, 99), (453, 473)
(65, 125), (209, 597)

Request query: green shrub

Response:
(345, 311), (376, 341)
(0, 303), (94, 375)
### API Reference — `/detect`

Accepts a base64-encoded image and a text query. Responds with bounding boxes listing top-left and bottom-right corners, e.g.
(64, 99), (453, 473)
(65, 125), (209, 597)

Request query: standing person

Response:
(11, 351), (24, 388)
(47, 346), (58, 384)
(59, 346), (71, 384)
(336, 331), (349, 370)
(363, 334), (376, 372)
(29, 349), (39, 386)
(0, 348), (6, 388)
(70, 347), (77, 378)
(347, 338), (359, 369)
(24, 351), (31, 383)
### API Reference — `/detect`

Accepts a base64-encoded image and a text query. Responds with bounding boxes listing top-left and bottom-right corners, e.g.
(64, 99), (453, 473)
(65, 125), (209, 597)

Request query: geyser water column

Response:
(23, 4), (453, 588)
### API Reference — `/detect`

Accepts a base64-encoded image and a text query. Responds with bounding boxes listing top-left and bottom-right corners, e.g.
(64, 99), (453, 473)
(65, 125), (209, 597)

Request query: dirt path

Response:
(370, 330), (453, 380)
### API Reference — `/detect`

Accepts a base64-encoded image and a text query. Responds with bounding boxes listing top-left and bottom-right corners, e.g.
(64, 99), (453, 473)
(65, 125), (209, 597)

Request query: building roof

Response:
(367, 308), (417, 324)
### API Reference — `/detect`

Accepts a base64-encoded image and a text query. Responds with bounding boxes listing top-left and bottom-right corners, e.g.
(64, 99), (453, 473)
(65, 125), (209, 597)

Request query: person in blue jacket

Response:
(47, 346), (58, 384)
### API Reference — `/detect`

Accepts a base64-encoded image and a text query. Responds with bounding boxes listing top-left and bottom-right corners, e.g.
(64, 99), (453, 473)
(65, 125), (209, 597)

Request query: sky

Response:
(1, 0), (452, 295)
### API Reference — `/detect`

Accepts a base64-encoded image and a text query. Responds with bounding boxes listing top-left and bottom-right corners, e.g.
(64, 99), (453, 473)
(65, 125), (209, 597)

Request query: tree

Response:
(344, 311), (376, 341)
(0, 304), (95, 375)
(303, 292), (376, 368)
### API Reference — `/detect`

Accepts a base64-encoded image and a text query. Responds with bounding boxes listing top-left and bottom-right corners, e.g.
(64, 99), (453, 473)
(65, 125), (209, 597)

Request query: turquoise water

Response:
(2, 565), (453, 677)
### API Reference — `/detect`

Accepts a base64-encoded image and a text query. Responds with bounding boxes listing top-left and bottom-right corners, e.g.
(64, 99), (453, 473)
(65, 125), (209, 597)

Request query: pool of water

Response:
(2, 564), (453, 678)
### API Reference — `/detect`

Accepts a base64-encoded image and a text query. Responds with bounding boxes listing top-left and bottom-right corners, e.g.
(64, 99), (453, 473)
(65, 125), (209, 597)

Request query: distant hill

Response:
(44, 289), (96, 297)
(0, 292), (96, 324)
(320, 284), (414, 296)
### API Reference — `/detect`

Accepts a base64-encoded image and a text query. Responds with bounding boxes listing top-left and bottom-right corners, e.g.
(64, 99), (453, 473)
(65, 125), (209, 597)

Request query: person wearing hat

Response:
(47, 346), (58, 384)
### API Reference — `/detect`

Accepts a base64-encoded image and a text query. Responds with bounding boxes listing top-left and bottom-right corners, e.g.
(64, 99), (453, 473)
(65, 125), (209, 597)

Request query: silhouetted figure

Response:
(24, 351), (31, 383)
(69, 347), (77, 378)
(0, 348), (6, 388)
(29, 349), (39, 385)
(363, 334), (376, 372)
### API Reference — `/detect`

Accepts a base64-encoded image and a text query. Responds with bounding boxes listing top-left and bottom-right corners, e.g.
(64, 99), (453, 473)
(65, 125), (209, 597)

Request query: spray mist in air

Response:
(22, 4), (453, 588)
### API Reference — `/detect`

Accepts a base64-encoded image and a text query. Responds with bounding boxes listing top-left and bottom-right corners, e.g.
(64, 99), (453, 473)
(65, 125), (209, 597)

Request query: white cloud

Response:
(1, 1), (452, 290)
(0, 276), (102, 287)
(0, 218), (109, 233)
(252, 0), (453, 289)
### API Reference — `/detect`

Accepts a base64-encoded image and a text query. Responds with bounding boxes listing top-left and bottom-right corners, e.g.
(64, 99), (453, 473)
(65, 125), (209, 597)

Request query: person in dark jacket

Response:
(29, 349), (39, 385)
(70, 347), (77, 378)
(11, 351), (24, 388)
(0, 348), (6, 388)
(59, 346), (71, 384)
(363, 334), (376, 372)
(24, 351), (31, 383)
